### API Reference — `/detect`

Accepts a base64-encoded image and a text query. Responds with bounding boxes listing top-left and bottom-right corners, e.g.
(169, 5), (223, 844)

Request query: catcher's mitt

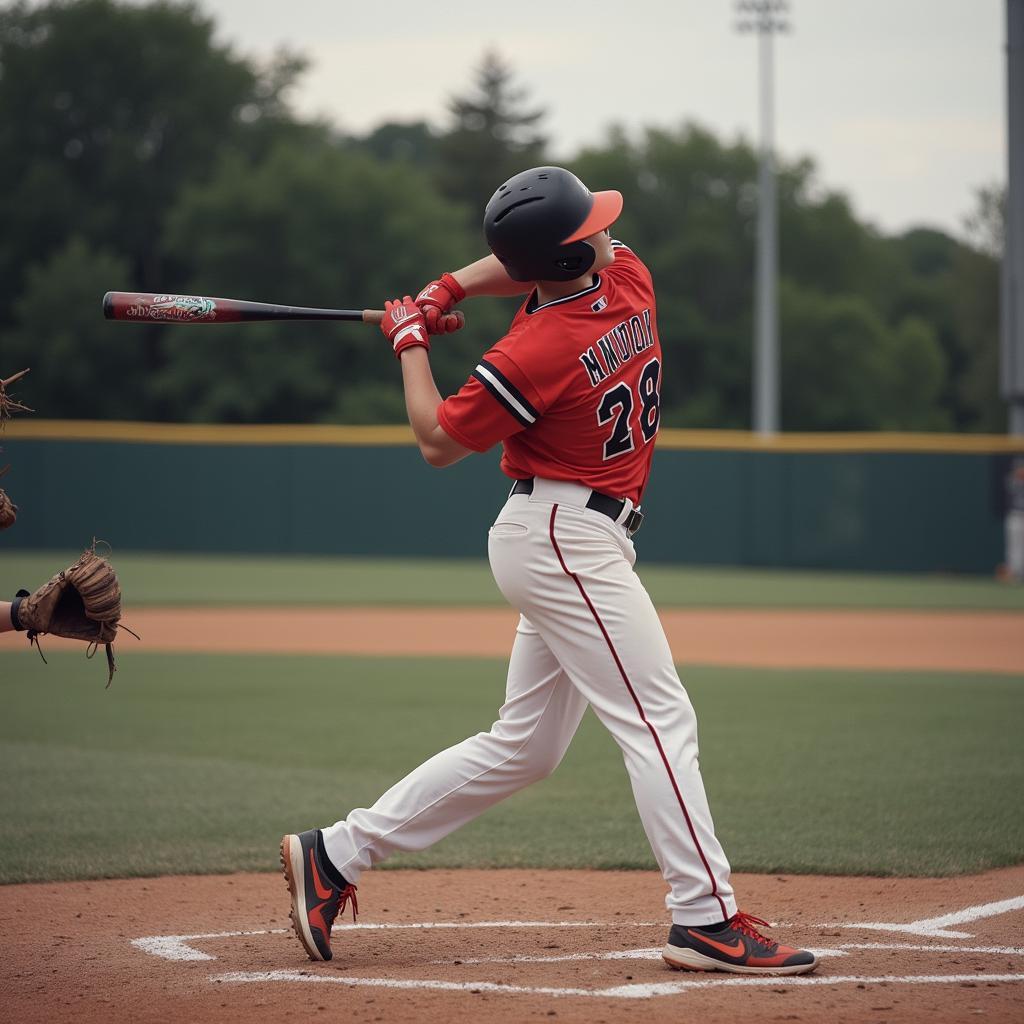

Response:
(11, 545), (129, 685)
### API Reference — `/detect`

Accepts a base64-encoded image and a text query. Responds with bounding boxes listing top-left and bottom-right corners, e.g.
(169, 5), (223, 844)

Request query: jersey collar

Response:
(525, 274), (603, 315)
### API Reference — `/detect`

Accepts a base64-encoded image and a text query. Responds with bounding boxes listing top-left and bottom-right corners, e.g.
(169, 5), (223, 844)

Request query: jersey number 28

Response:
(596, 357), (661, 461)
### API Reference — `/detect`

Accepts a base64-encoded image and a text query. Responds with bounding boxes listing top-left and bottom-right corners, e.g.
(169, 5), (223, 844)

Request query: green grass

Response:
(1, 651), (1021, 883)
(3, 550), (1023, 609)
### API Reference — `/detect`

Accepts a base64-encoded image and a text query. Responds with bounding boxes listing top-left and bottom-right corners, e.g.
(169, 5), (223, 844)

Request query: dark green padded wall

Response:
(0, 439), (1005, 573)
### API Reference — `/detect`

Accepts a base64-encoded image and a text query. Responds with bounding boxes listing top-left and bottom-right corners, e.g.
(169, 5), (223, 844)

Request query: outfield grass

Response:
(1, 650), (1020, 884)
(2, 551), (1022, 609)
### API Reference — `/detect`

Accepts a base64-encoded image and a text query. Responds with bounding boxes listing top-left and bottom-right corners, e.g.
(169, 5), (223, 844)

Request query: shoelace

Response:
(337, 883), (359, 923)
(730, 911), (777, 950)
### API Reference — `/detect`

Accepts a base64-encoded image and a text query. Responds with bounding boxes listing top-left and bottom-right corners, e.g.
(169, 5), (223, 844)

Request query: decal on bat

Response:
(129, 295), (217, 321)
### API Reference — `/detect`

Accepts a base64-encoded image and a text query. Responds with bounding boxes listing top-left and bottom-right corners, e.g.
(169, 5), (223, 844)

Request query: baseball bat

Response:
(103, 291), (384, 325)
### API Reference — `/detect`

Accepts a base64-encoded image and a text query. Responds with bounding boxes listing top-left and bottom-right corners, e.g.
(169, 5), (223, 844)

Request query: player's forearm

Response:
(0, 601), (15, 634)
(452, 255), (531, 299)
(398, 348), (468, 467)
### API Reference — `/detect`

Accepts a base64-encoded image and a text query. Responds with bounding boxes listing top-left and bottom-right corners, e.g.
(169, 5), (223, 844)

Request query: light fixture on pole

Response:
(735, 1), (790, 436)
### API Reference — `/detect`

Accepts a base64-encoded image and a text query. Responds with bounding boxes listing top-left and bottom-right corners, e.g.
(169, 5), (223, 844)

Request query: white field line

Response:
(435, 947), (847, 964)
(212, 969), (1024, 999)
(438, 941), (1024, 966)
(131, 921), (662, 962)
(131, 929), (288, 962)
(824, 895), (1024, 939)
(840, 942), (1024, 955)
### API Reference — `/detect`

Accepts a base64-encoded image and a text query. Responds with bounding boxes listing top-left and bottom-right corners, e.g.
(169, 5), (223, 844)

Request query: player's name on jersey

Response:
(579, 307), (656, 388)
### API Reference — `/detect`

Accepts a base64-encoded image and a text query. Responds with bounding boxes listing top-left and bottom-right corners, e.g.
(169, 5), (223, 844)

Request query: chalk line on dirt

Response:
(212, 970), (1024, 999)
(438, 941), (1024, 965)
(131, 929), (289, 962)
(132, 920), (663, 961)
(825, 895), (1024, 938)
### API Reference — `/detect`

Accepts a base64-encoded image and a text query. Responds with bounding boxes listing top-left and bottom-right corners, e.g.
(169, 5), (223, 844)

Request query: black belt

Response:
(510, 478), (644, 536)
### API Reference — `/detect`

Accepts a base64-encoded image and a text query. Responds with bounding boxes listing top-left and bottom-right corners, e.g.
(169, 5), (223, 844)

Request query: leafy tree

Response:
(883, 205), (1002, 432)
(880, 317), (950, 430)
(963, 184), (1005, 259)
(437, 51), (547, 212)
(0, 238), (147, 418)
(781, 288), (889, 430)
(573, 122), (999, 432)
(950, 243), (1002, 432)
(0, 0), (309, 320)
(353, 121), (440, 168)
(0, 3), (1001, 432)
(780, 289), (950, 431)
(157, 144), (485, 422)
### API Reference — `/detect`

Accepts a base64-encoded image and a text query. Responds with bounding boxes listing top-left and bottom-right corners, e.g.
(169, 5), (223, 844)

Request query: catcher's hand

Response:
(11, 545), (130, 686)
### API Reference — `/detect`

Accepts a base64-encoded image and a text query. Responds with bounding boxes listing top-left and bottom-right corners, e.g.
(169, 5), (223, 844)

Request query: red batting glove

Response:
(380, 296), (430, 358)
(415, 272), (467, 335)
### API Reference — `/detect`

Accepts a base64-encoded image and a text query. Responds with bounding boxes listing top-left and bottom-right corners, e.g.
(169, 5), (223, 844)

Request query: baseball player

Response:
(282, 166), (817, 976)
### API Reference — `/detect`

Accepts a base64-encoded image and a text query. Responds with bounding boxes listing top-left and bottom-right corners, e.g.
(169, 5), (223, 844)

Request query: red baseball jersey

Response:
(437, 241), (662, 505)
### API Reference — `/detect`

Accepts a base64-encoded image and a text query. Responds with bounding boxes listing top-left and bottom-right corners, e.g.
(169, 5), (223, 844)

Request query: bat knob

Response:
(102, 292), (115, 320)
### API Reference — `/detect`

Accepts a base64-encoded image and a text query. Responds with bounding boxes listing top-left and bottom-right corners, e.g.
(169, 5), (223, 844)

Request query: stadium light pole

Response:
(1005, 0), (1024, 436)
(735, 1), (790, 436)
(1004, 0), (1024, 580)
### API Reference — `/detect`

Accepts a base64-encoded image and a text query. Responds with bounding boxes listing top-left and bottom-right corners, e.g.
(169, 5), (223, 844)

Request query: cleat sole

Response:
(662, 944), (818, 976)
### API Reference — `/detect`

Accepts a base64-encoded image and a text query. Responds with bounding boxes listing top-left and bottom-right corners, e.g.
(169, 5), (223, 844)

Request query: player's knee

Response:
(522, 746), (565, 781)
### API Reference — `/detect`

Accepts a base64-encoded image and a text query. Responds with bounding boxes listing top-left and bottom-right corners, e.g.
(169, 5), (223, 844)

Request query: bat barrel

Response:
(102, 291), (374, 323)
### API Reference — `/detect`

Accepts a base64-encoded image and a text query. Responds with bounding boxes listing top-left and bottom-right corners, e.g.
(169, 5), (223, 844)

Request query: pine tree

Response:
(437, 51), (547, 213)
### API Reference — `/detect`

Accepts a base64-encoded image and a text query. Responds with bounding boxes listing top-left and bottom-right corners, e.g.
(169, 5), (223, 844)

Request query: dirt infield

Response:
(2, 866), (1022, 1024)
(29, 605), (1024, 673)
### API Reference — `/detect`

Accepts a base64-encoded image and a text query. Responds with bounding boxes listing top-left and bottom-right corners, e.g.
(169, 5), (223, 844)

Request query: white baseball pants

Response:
(322, 478), (736, 925)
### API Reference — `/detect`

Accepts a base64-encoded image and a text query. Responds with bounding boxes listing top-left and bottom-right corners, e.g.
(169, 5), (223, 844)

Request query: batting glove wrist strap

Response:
(416, 272), (466, 311)
(438, 272), (466, 304)
(415, 273), (467, 336)
(381, 297), (430, 358)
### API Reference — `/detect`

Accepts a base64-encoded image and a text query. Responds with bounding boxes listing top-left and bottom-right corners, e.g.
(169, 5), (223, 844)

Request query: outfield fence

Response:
(2, 422), (1021, 573)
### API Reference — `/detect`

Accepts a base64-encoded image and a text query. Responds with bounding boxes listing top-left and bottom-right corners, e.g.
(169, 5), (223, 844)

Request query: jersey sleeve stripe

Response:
(610, 239), (631, 251)
(472, 360), (538, 426)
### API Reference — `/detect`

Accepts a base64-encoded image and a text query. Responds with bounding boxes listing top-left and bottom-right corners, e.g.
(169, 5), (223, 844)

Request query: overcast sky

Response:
(201, 0), (1004, 239)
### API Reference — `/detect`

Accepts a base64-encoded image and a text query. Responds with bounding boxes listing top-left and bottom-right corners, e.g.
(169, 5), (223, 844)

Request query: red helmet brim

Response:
(561, 190), (623, 244)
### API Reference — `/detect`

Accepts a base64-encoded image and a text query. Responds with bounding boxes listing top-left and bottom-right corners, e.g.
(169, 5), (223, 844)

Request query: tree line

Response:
(0, 0), (1004, 431)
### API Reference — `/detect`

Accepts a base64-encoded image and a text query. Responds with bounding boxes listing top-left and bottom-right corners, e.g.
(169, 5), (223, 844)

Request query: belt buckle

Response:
(625, 508), (644, 536)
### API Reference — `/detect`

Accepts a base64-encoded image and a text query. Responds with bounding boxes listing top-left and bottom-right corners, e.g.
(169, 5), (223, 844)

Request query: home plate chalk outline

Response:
(131, 895), (1024, 1000)
(131, 921), (663, 962)
(210, 971), (1024, 999)
(823, 895), (1024, 939)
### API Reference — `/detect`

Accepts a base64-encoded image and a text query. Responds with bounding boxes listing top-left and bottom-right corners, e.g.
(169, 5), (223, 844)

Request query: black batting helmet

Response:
(483, 166), (623, 282)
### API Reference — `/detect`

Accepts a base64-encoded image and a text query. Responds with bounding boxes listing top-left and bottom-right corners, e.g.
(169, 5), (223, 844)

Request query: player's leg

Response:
(319, 617), (588, 882)
(284, 618), (587, 960)
(489, 493), (734, 925)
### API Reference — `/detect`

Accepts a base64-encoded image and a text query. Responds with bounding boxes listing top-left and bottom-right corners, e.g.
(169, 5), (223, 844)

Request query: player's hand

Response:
(415, 273), (466, 335)
(380, 297), (430, 358)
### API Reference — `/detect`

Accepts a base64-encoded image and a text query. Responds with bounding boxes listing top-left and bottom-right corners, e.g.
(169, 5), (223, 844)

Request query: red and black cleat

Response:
(280, 829), (358, 962)
(663, 910), (818, 975)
